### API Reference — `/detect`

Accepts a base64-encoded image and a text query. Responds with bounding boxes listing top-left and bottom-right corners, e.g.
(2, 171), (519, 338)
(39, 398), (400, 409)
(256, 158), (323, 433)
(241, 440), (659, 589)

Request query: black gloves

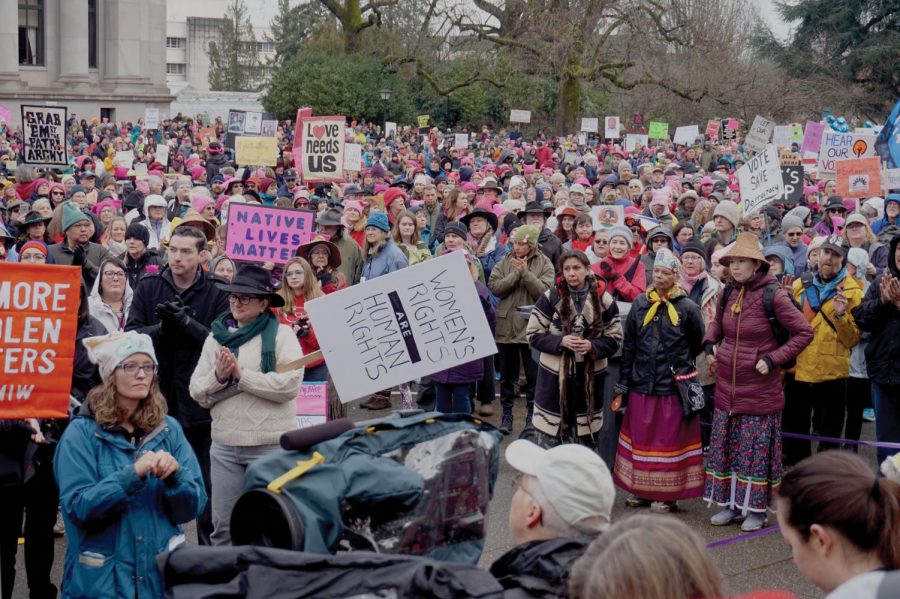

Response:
(156, 297), (191, 327)
(71, 243), (86, 266)
(315, 269), (332, 288)
(598, 261), (619, 282)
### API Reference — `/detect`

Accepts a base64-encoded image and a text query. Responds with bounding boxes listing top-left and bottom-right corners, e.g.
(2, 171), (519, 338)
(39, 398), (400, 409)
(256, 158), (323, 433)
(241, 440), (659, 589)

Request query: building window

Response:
(88, 0), (97, 68)
(257, 41), (275, 53)
(18, 0), (44, 66)
(166, 37), (186, 49)
(166, 63), (186, 75)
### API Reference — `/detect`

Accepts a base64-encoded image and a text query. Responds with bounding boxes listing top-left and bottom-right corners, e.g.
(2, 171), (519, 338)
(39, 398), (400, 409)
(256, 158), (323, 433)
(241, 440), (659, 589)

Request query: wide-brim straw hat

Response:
(719, 232), (765, 266)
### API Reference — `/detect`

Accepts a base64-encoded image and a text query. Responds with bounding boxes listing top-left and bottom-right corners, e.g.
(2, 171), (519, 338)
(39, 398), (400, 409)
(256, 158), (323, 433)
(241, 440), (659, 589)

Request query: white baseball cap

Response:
(505, 439), (614, 534)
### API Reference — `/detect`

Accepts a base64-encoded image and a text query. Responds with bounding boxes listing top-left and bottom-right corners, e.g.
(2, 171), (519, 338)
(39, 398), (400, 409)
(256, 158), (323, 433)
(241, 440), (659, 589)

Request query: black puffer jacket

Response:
(538, 228), (562, 270)
(120, 248), (164, 291)
(489, 536), (593, 598)
(205, 152), (230, 181)
(619, 291), (705, 396)
(853, 233), (900, 386)
(126, 266), (229, 427)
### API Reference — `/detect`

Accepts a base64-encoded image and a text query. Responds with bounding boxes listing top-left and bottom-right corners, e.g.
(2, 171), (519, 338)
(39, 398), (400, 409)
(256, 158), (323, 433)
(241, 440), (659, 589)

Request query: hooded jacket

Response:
(537, 227), (563, 267)
(205, 152), (229, 181)
(88, 270), (134, 334)
(489, 537), (593, 599)
(489, 247), (555, 344)
(361, 237), (408, 281)
(852, 233), (900, 385)
(120, 247), (164, 291)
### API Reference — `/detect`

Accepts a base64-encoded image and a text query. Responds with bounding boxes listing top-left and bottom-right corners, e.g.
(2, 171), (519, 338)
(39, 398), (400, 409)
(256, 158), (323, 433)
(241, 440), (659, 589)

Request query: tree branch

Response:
(360, 0), (398, 14)
(318, 0), (344, 20)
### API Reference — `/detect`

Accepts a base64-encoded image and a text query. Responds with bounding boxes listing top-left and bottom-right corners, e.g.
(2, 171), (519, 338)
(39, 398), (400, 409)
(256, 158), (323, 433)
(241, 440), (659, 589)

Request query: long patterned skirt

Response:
(613, 391), (704, 501)
(704, 409), (782, 514)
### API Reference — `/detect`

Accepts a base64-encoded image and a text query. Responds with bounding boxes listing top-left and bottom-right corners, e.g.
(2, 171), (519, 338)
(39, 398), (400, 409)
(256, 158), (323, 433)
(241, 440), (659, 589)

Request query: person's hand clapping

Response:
(150, 450), (180, 480)
(134, 451), (157, 478)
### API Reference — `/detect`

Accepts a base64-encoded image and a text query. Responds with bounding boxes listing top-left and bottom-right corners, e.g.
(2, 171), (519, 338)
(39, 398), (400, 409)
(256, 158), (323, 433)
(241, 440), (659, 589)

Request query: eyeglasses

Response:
(103, 271), (125, 279)
(827, 208), (845, 214)
(115, 362), (157, 376)
(594, 239), (608, 245)
(228, 293), (259, 305)
(19, 253), (47, 263)
(786, 232), (803, 237)
(51, 191), (65, 195)
(285, 270), (304, 278)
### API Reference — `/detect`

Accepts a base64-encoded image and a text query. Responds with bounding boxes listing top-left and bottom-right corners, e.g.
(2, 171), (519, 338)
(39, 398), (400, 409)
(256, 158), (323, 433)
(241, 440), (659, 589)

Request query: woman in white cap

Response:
(54, 332), (206, 599)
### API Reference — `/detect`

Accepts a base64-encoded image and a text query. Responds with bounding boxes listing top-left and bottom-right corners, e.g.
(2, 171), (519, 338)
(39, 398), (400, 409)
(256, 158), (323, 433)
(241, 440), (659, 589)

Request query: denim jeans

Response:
(435, 382), (472, 414)
(209, 442), (281, 546)
(873, 383), (900, 465)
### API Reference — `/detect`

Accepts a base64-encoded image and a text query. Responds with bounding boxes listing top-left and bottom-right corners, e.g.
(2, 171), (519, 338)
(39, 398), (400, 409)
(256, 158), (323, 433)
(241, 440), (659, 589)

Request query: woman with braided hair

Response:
(526, 250), (623, 449)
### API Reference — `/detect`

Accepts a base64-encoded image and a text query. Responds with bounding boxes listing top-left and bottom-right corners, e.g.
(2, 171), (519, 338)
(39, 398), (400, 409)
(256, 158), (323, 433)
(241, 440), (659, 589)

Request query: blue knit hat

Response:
(366, 211), (390, 232)
(61, 201), (89, 231)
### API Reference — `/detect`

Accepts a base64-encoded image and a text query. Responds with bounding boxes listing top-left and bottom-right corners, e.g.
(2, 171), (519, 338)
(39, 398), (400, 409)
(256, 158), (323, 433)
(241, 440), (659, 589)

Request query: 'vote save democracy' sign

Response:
(299, 115), (345, 181)
(225, 203), (316, 265)
(736, 145), (784, 214)
(21, 105), (68, 167)
(306, 251), (498, 403)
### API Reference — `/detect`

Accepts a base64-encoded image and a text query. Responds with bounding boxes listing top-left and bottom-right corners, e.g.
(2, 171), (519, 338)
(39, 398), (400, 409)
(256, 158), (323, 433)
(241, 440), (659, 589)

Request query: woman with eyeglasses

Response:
(814, 196), (848, 237)
(277, 256), (328, 382)
(89, 257), (133, 334)
(48, 183), (67, 207)
(190, 264), (303, 546)
(54, 332), (206, 599)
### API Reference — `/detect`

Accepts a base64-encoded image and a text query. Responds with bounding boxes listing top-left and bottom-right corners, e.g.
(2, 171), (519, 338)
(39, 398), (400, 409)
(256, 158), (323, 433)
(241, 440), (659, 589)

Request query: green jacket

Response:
(488, 249), (555, 344)
(334, 235), (363, 286)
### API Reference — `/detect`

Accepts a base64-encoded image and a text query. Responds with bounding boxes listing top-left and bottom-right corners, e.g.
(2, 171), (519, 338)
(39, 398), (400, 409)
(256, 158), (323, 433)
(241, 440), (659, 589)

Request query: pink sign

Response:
(292, 107), (313, 171)
(225, 203), (315, 265)
(0, 104), (10, 125)
(295, 382), (327, 428)
(801, 121), (825, 155)
(705, 120), (720, 137)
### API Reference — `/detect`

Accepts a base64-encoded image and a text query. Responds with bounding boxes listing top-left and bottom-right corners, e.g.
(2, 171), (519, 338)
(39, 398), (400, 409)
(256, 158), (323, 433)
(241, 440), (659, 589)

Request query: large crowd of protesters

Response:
(0, 111), (899, 598)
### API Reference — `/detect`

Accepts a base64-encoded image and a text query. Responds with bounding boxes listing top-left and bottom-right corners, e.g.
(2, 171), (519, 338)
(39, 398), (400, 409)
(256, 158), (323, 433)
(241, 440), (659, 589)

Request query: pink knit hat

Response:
(650, 188), (671, 206)
(192, 195), (214, 214)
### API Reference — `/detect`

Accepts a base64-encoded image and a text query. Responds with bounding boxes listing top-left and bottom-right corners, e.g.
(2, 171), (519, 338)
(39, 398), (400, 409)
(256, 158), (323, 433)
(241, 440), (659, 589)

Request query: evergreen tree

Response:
(208, 0), (262, 91)
(267, 0), (326, 68)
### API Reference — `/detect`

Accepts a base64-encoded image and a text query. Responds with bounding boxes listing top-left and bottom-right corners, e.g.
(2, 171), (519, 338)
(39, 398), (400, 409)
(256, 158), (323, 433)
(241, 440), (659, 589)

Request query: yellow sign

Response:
(417, 115), (430, 128)
(235, 136), (278, 167)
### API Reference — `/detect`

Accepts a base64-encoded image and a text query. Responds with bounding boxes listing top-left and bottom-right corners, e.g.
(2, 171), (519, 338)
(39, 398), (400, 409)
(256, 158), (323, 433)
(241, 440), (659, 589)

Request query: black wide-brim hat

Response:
(460, 208), (498, 231)
(23, 210), (51, 227)
(216, 264), (285, 308)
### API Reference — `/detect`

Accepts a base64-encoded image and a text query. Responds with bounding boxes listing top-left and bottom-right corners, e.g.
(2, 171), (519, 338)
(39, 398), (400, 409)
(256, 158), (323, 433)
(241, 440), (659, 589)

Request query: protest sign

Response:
(673, 125), (700, 146)
(722, 119), (738, 141)
(625, 134), (648, 152)
(580, 117), (598, 133)
(344, 143), (362, 171)
(817, 131), (876, 175)
(778, 149), (801, 166)
(197, 127), (218, 147)
(115, 149), (134, 170)
(0, 103), (10, 125)
(835, 157), (881, 198)
(510, 109), (531, 123)
(144, 107), (160, 129)
(781, 166), (804, 204)
(744, 116), (775, 154)
(260, 119), (278, 137)
(235, 136), (278, 166)
(21, 105), (68, 167)
(454, 133), (469, 149)
(306, 251), (498, 403)
(133, 163), (148, 176)
(299, 115), (346, 181)
(800, 121), (825, 155)
(417, 115), (430, 128)
(291, 107), (313, 171)
(772, 125), (793, 148)
(883, 168), (900, 192)
(0, 264), (81, 419)
(648, 121), (669, 140)
(244, 111), (262, 135)
(706, 120), (720, 138)
(790, 123), (804, 144)
(295, 382), (327, 428)
(384, 121), (397, 137)
(875, 98), (900, 169)
(604, 117), (620, 138)
(591, 205), (624, 229)
(227, 110), (246, 134)
(155, 144), (169, 168)
(225, 203), (315, 265)
(736, 145), (784, 213)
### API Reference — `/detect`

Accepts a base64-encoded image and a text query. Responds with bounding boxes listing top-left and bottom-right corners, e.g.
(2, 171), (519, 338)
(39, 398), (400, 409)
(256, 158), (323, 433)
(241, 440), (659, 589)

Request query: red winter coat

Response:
(591, 254), (646, 302)
(275, 296), (325, 369)
(703, 270), (812, 415)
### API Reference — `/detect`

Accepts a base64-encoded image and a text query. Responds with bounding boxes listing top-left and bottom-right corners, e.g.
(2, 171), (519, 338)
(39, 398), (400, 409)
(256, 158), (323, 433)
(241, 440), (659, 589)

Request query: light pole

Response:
(379, 88), (392, 135)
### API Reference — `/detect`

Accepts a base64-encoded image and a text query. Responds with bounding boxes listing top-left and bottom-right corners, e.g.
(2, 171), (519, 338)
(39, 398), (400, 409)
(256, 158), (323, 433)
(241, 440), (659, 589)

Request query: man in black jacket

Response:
(852, 233), (900, 465)
(126, 226), (229, 544)
(489, 440), (613, 598)
(522, 201), (562, 268)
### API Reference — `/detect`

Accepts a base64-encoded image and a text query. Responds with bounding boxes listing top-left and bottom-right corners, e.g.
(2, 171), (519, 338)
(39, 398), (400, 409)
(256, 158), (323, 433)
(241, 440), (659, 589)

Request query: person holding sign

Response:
(277, 256), (327, 382)
(296, 236), (346, 293)
(189, 264), (303, 546)
(54, 332), (206, 599)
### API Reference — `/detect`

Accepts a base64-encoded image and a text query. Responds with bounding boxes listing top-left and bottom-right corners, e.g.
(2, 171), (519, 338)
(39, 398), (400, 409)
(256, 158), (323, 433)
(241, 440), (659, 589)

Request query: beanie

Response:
(444, 221), (468, 240)
(511, 224), (541, 250)
(62, 201), (90, 231)
(383, 188), (407, 211)
(125, 222), (150, 246)
(713, 200), (741, 228)
(847, 247), (869, 275)
(680, 240), (707, 262)
(607, 225), (633, 248)
(83, 332), (157, 382)
(19, 240), (48, 257)
(366, 211), (390, 233)
(780, 215), (804, 233)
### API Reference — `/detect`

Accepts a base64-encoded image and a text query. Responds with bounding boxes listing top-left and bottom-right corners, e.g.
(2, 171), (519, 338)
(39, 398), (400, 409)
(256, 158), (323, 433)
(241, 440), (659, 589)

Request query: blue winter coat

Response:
(361, 238), (409, 281)
(54, 409), (206, 599)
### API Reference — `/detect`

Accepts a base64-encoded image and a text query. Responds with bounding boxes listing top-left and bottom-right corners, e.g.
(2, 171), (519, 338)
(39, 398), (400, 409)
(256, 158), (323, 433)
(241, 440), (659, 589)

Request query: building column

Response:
(102, 0), (146, 85)
(0, 0), (21, 85)
(58, 0), (91, 84)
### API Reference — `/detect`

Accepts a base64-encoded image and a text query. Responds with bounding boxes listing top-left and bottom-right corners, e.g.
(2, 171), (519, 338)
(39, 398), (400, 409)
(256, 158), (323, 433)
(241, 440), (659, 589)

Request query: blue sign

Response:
(875, 99), (900, 169)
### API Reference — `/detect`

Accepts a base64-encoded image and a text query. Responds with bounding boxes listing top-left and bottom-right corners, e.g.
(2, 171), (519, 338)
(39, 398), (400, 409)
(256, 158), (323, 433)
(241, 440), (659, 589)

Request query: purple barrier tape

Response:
(706, 524), (780, 550)
(780, 431), (900, 451)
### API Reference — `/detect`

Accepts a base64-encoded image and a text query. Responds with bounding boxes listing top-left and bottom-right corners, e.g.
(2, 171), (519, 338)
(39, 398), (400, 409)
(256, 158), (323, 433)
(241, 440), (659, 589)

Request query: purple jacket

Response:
(430, 282), (496, 385)
(703, 270), (813, 415)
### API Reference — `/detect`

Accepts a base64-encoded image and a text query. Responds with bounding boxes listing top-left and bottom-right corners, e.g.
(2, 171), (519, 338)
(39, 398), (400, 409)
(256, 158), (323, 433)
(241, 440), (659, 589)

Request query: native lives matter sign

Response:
(225, 203), (316, 265)
(0, 264), (81, 418)
(306, 252), (497, 403)
(736, 145), (784, 214)
(299, 115), (345, 181)
(21, 105), (68, 167)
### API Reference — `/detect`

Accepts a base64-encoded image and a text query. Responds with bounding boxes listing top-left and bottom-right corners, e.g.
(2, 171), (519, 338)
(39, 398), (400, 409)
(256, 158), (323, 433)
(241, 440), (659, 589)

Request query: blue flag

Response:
(875, 99), (900, 168)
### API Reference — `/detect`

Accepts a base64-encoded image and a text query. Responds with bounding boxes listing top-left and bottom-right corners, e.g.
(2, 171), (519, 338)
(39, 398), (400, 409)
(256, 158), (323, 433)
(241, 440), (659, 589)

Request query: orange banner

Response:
(197, 127), (218, 148)
(0, 264), (81, 418)
(835, 157), (882, 198)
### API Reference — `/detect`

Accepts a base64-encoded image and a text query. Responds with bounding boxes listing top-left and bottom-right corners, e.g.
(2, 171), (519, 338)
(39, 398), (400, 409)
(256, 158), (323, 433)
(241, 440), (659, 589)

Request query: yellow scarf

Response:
(642, 288), (683, 327)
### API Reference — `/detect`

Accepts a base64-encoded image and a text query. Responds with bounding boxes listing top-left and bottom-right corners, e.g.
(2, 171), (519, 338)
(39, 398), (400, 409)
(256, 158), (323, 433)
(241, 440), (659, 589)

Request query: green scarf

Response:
(211, 310), (279, 374)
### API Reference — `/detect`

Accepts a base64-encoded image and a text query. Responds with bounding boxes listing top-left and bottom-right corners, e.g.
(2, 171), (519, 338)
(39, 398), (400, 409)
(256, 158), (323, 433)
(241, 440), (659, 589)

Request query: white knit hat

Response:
(83, 332), (157, 382)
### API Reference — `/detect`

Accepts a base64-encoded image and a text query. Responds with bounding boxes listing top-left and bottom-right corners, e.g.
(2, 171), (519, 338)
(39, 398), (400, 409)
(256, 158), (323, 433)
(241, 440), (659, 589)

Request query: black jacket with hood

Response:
(853, 233), (900, 386)
(489, 536), (593, 598)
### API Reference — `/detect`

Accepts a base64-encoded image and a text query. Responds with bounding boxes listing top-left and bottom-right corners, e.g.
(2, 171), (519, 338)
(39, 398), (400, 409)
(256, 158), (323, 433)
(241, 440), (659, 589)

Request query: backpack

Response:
(718, 282), (798, 369)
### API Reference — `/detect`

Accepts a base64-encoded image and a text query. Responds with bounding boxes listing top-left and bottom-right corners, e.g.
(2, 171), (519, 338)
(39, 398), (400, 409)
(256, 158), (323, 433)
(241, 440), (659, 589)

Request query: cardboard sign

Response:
(155, 145), (169, 169)
(604, 117), (620, 138)
(21, 105), (68, 167)
(625, 134), (648, 152)
(227, 110), (246, 134)
(144, 107), (160, 129)
(590, 205), (624, 229)
(306, 252), (498, 403)
(115, 149), (134, 170)
(673, 125), (700, 146)
(706, 120), (720, 138)
(454, 133), (469, 149)
(344, 143), (362, 172)
(778, 149), (801, 166)
(800, 121), (825, 155)
(722, 119), (738, 141)
(0, 264), (81, 419)
(744, 116), (775, 154)
(580, 117), (598, 133)
(197, 127), (218, 147)
(875, 98), (900, 169)
(417, 115), (430, 128)
(260, 119), (278, 137)
(299, 116), (345, 181)
(835, 157), (881, 197)
(384, 121), (397, 138)
(883, 168), (900, 192)
(817, 131), (876, 175)
(736, 145), (784, 213)
(295, 382), (327, 428)
(772, 125), (793, 148)
(225, 203), (316, 265)
(244, 111), (262, 135)
(648, 121), (669, 140)
(235, 136), (278, 166)
(510, 109), (531, 123)
(790, 123), (804, 144)
(781, 166), (804, 204)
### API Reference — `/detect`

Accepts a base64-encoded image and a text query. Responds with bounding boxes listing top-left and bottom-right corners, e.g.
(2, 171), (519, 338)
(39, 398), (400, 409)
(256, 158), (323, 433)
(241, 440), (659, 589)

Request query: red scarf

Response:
(572, 237), (592, 253)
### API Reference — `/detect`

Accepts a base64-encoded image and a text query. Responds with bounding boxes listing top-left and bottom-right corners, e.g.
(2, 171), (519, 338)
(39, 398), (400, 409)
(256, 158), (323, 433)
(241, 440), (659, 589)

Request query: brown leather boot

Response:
(359, 393), (392, 410)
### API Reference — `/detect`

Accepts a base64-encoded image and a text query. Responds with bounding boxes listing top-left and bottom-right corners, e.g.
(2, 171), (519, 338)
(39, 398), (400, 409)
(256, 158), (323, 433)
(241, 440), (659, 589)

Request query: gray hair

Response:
(521, 474), (581, 538)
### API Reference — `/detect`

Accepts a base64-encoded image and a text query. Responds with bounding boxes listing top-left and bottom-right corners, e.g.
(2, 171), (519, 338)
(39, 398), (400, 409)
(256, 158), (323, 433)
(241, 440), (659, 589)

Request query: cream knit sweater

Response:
(189, 323), (304, 446)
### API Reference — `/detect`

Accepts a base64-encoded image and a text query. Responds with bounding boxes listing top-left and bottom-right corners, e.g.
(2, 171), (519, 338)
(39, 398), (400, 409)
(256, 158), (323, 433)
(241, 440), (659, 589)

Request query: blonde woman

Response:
(277, 256), (327, 381)
(101, 215), (128, 256)
(391, 210), (431, 266)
